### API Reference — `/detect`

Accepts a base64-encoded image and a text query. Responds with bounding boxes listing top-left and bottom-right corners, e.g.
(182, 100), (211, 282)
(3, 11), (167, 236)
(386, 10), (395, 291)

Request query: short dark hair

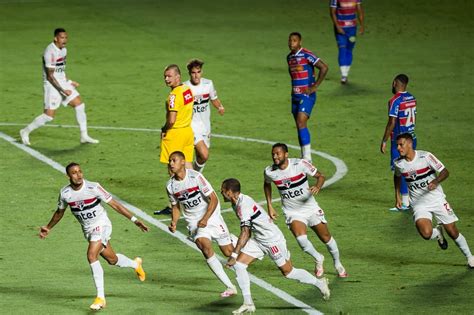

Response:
(170, 151), (186, 159)
(65, 162), (80, 175)
(222, 178), (241, 193)
(54, 28), (66, 36)
(396, 133), (413, 141)
(394, 74), (409, 85)
(272, 143), (288, 153)
(289, 32), (302, 40)
(165, 64), (181, 75)
(187, 59), (204, 72)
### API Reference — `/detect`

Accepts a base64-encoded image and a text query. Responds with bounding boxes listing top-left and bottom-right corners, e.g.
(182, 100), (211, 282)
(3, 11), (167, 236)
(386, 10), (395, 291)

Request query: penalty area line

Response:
(0, 131), (324, 315)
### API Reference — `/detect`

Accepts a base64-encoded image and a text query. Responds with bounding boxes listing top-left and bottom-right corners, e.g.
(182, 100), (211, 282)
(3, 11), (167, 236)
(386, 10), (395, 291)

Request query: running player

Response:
(221, 178), (330, 314)
(20, 28), (99, 146)
(264, 143), (347, 278)
(381, 74), (417, 210)
(167, 151), (237, 298)
(287, 32), (328, 162)
(330, 0), (364, 84)
(394, 133), (474, 268)
(39, 162), (149, 310)
(184, 59), (225, 173)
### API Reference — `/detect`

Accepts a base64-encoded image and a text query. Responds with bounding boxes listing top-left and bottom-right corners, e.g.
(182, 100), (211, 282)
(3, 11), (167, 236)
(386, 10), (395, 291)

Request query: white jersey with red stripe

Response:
(167, 169), (222, 226)
(264, 158), (320, 215)
(57, 179), (113, 231)
(183, 78), (217, 134)
(394, 150), (446, 206)
(43, 42), (68, 84)
(233, 193), (284, 246)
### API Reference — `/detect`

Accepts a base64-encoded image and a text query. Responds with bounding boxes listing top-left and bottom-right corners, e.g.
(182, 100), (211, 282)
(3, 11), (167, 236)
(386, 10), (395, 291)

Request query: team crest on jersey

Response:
(181, 190), (189, 200)
(169, 94), (176, 108)
(407, 169), (417, 180)
(282, 178), (292, 188)
(76, 200), (85, 210)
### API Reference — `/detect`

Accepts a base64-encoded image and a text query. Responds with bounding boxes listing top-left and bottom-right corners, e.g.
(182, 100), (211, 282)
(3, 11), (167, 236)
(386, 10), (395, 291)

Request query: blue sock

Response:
(298, 128), (311, 146)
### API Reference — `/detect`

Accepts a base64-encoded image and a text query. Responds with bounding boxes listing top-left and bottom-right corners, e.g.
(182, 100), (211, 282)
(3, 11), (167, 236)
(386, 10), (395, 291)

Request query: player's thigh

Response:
(160, 128), (192, 163)
(289, 219), (308, 237)
(43, 84), (62, 111)
(87, 241), (104, 262)
(431, 201), (459, 226)
(335, 31), (348, 47)
(263, 239), (291, 268)
(194, 140), (209, 160)
(195, 236), (215, 258)
(240, 238), (265, 262)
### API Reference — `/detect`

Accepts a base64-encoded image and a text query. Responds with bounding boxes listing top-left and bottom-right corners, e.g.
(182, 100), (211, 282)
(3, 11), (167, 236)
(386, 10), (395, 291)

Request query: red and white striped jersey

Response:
(183, 78), (218, 134)
(167, 169), (221, 224)
(43, 42), (67, 84)
(233, 193), (284, 246)
(264, 158), (320, 214)
(58, 180), (112, 230)
(394, 150), (446, 206)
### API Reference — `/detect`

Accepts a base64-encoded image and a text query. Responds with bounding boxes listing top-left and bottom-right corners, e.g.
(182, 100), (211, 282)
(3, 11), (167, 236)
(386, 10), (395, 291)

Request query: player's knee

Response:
(420, 230), (432, 240)
(220, 245), (234, 257)
(445, 225), (459, 240)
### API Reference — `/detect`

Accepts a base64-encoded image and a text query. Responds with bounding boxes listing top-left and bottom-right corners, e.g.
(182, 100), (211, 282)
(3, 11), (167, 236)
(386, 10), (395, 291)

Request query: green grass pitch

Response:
(0, 0), (473, 313)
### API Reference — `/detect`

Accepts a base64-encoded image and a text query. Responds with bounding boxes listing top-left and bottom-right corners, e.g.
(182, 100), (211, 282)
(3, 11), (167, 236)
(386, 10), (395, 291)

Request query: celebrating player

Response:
(393, 133), (474, 268)
(184, 59), (225, 173)
(39, 162), (149, 310)
(330, 0), (364, 84)
(20, 28), (99, 146)
(287, 32), (328, 162)
(166, 151), (238, 298)
(221, 178), (330, 314)
(264, 143), (347, 278)
(380, 74), (417, 211)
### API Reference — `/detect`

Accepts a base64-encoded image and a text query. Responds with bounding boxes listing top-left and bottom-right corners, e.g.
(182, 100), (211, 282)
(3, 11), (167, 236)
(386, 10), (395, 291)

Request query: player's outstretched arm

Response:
(39, 208), (66, 239)
(198, 192), (218, 228)
(107, 199), (149, 232)
(226, 226), (251, 268)
(263, 182), (278, 219)
(169, 205), (181, 233)
(310, 171), (325, 195)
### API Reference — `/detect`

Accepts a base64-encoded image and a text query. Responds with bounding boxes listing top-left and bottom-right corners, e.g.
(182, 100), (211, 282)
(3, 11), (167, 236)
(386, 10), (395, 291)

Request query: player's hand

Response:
(359, 25), (365, 35)
(39, 226), (50, 239)
(336, 26), (345, 34)
(380, 141), (387, 154)
(135, 220), (149, 232)
(63, 90), (72, 96)
(303, 86), (316, 95)
(428, 179), (439, 191)
(168, 222), (177, 233)
(161, 131), (167, 139)
(218, 106), (225, 115)
(197, 218), (208, 228)
(395, 199), (402, 210)
(70, 81), (80, 87)
(226, 257), (237, 268)
(309, 185), (321, 195)
(268, 206), (278, 220)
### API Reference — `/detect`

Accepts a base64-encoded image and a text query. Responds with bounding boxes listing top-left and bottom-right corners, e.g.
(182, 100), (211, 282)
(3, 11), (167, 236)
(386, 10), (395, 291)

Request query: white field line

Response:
(0, 130), (324, 315)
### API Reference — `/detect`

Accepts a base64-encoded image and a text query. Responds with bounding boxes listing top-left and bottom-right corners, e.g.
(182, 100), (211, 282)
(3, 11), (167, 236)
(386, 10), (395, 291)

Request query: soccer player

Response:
(184, 59), (225, 173)
(380, 74), (417, 211)
(167, 151), (238, 298)
(20, 28), (99, 146)
(221, 178), (330, 314)
(39, 162), (149, 310)
(330, 0), (364, 84)
(287, 32), (328, 162)
(264, 143), (347, 278)
(393, 133), (474, 268)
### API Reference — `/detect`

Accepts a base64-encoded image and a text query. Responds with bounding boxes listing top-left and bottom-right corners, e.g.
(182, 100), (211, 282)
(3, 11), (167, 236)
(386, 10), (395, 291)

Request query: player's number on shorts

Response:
(443, 202), (453, 214)
(403, 107), (416, 126)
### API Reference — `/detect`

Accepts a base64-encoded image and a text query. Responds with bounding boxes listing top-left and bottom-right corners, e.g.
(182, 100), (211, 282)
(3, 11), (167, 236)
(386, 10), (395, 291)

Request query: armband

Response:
(131, 216), (138, 223)
(231, 252), (238, 259)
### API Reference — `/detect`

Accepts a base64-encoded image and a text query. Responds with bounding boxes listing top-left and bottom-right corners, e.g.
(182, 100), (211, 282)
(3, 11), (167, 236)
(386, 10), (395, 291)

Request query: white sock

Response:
(286, 267), (325, 290)
(454, 233), (473, 258)
(24, 113), (53, 133)
(402, 194), (410, 207)
(74, 103), (88, 137)
(89, 261), (105, 298)
(430, 228), (440, 240)
(206, 255), (234, 289)
(301, 144), (312, 162)
(326, 237), (342, 267)
(115, 253), (138, 269)
(296, 235), (324, 262)
(234, 261), (253, 305)
(193, 160), (206, 173)
(340, 66), (350, 77)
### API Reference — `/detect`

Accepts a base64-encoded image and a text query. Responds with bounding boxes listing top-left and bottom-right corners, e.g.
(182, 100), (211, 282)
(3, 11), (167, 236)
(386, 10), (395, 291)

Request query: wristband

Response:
(131, 216), (138, 223)
(230, 252), (238, 259)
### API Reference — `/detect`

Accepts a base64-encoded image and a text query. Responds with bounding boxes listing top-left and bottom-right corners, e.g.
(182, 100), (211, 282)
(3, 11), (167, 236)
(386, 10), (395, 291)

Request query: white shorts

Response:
(44, 81), (80, 110)
(189, 215), (232, 246)
(413, 200), (459, 225)
(241, 238), (290, 267)
(191, 120), (211, 147)
(83, 223), (112, 247)
(285, 208), (327, 227)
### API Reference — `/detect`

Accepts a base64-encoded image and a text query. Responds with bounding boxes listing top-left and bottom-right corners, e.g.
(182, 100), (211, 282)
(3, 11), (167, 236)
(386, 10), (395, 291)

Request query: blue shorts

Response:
(291, 93), (316, 116)
(390, 137), (417, 170)
(335, 26), (357, 48)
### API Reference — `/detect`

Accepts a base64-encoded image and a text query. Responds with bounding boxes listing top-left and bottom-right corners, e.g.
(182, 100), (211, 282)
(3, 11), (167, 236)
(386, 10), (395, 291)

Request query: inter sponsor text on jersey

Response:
(264, 158), (320, 214)
(167, 84), (194, 129)
(43, 42), (67, 84)
(394, 150), (446, 206)
(233, 193), (284, 246)
(287, 48), (320, 96)
(388, 91), (417, 140)
(58, 180), (112, 231)
(330, 0), (361, 28)
(167, 169), (221, 224)
(183, 78), (217, 134)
